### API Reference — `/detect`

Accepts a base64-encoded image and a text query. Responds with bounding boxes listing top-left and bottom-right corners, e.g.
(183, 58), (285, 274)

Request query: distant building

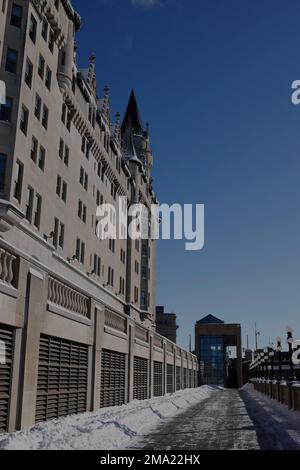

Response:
(195, 314), (243, 388)
(244, 349), (253, 362)
(156, 306), (178, 344)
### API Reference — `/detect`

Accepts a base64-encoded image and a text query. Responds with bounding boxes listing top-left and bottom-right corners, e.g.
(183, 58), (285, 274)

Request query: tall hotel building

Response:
(0, 0), (198, 433)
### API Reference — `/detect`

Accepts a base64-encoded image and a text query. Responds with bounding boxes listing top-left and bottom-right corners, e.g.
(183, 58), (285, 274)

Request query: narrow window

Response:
(10, 3), (23, 28)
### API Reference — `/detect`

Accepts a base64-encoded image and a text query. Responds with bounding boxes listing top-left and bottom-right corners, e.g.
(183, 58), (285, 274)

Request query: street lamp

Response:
(276, 337), (282, 381)
(269, 345), (275, 381)
(264, 348), (269, 380)
(260, 352), (265, 379)
(286, 326), (294, 381)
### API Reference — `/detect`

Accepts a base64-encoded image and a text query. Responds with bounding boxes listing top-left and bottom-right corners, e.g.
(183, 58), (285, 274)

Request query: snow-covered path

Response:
(241, 384), (300, 450)
(132, 384), (300, 450)
(1, 384), (300, 450)
(131, 387), (259, 450)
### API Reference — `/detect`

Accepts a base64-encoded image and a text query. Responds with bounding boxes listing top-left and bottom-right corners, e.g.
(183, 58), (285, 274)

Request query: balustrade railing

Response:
(48, 276), (90, 317)
(0, 248), (17, 288)
(104, 309), (127, 333)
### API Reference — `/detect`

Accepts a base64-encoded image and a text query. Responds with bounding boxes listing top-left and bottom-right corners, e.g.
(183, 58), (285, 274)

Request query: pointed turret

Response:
(122, 89), (143, 135)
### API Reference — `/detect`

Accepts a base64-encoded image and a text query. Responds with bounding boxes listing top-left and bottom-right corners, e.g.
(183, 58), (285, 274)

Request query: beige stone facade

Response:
(0, 0), (198, 433)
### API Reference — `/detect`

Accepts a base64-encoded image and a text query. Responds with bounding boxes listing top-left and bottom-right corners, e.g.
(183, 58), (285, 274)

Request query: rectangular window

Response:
(20, 105), (29, 135)
(48, 30), (54, 53)
(33, 193), (42, 229)
(29, 14), (37, 43)
(62, 181), (67, 203)
(34, 94), (41, 120)
(5, 48), (18, 73)
(41, 18), (48, 41)
(141, 266), (147, 279)
(38, 54), (45, 79)
(25, 186), (34, 223)
(0, 154), (6, 191)
(42, 104), (48, 129)
(80, 242), (85, 264)
(53, 217), (59, 248)
(0, 96), (12, 122)
(13, 160), (23, 202)
(82, 204), (86, 223)
(30, 136), (38, 162)
(64, 145), (69, 166)
(59, 138), (64, 159)
(66, 111), (71, 131)
(10, 3), (22, 28)
(45, 66), (52, 90)
(59, 222), (64, 248)
(56, 175), (61, 196)
(24, 58), (33, 88)
(38, 146), (45, 171)
(141, 291), (147, 307)
(94, 255), (101, 277)
(76, 238), (80, 260)
(61, 103), (66, 123)
(79, 166), (84, 186)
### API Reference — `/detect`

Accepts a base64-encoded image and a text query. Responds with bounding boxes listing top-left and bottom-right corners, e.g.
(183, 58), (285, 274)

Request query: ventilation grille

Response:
(100, 349), (126, 408)
(0, 326), (14, 433)
(35, 335), (88, 423)
(153, 361), (163, 397)
(189, 369), (192, 388)
(167, 364), (174, 394)
(176, 366), (181, 391)
(133, 357), (148, 400)
(183, 368), (187, 389)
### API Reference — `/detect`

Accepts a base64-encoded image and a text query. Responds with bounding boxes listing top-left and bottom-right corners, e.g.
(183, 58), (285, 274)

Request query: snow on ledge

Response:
(0, 386), (216, 450)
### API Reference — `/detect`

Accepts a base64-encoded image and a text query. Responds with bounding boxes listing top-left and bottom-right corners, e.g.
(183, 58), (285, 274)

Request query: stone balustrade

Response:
(104, 309), (127, 333)
(48, 276), (89, 317)
(0, 248), (17, 287)
(135, 325), (148, 343)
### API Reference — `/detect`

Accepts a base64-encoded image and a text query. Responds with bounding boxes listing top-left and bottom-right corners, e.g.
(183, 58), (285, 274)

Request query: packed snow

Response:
(0, 386), (214, 450)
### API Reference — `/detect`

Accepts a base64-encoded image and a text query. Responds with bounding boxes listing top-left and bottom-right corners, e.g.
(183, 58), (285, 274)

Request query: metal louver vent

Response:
(0, 325), (14, 433)
(176, 366), (181, 391)
(133, 356), (148, 401)
(100, 349), (126, 408)
(167, 364), (174, 394)
(153, 361), (163, 397)
(189, 369), (192, 388)
(35, 335), (88, 423)
(183, 368), (187, 389)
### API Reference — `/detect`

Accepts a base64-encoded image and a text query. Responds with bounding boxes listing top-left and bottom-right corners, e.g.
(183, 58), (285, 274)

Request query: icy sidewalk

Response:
(0, 386), (215, 450)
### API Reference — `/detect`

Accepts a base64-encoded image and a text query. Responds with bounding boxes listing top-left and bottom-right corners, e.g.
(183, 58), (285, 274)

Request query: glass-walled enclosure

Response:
(199, 335), (225, 386)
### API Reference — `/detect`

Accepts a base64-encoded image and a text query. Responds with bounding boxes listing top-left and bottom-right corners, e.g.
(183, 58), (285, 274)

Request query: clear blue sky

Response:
(73, 0), (300, 352)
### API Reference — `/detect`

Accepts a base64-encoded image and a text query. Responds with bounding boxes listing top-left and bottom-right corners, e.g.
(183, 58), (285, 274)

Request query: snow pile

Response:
(0, 386), (215, 450)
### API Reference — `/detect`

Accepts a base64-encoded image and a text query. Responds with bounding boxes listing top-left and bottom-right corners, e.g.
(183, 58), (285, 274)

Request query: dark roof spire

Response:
(122, 89), (143, 135)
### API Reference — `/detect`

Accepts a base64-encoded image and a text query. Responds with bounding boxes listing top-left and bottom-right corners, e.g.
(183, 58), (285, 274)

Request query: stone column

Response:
(91, 302), (104, 411)
(128, 321), (135, 402)
(17, 267), (46, 429)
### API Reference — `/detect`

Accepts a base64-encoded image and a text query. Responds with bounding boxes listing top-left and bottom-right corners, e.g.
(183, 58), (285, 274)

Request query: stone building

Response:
(0, 0), (198, 433)
(156, 306), (178, 344)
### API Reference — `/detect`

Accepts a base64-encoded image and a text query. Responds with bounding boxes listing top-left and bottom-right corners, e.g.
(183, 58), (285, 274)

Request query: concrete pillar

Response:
(149, 333), (154, 398)
(17, 267), (46, 429)
(128, 322), (135, 402)
(163, 341), (167, 395)
(91, 303), (104, 411)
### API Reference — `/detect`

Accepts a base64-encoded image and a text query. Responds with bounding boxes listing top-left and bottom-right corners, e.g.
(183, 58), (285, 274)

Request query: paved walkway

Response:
(132, 386), (300, 450)
(132, 389), (258, 450)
